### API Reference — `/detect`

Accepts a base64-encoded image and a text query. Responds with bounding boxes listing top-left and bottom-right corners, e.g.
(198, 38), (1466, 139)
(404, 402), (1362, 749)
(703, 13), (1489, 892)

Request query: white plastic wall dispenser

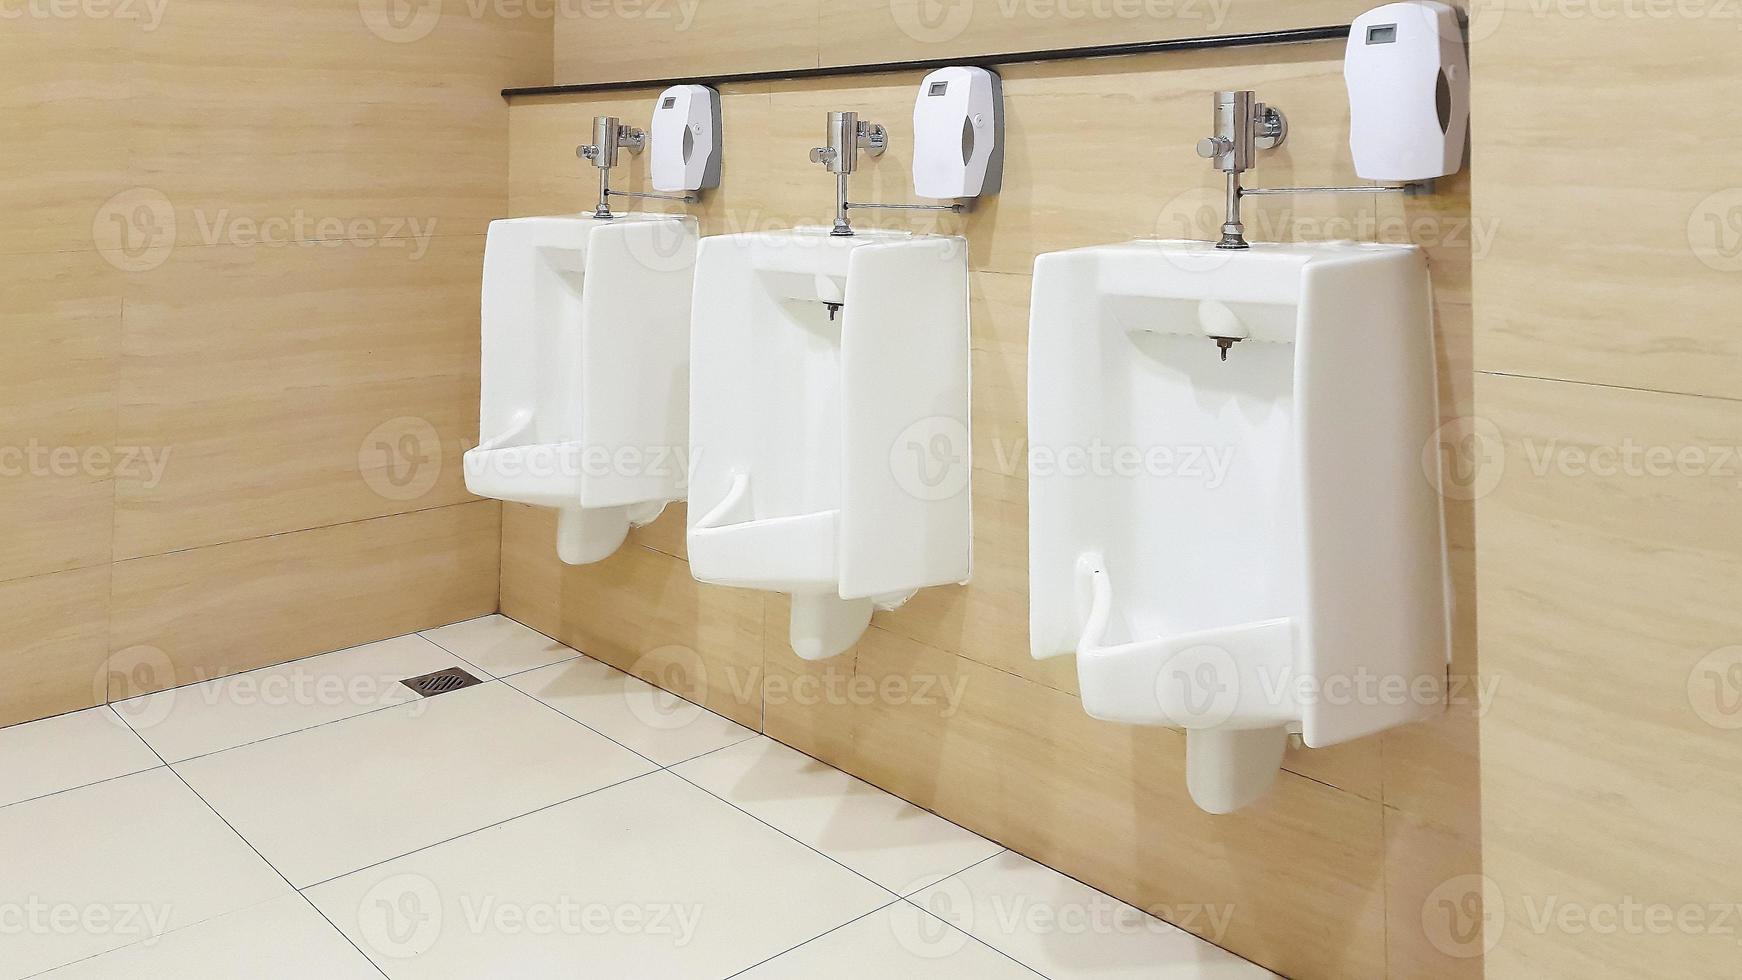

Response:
(1028, 239), (1450, 814)
(687, 228), (972, 660)
(911, 66), (1003, 200)
(1345, 1), (1469, 182)
(651, 84), (722, 193)
(465, 214), (698, 565)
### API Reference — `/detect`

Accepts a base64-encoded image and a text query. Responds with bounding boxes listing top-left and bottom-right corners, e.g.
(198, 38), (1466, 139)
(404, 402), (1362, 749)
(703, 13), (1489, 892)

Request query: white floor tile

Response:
(419, 616), (578, 678)
(736, 902), (1042, 979)
(0, 707), (161, 808)
(38, 894), (380, 980)
(507, 656), (757, 766)
(911, 852), (1276, 979)
(174, 682), (655, 887)
(672, 737), (1003, 894)
(0, 769), (290, 980)
(307, 772), (894, 980)
(114, 634), (477, 763)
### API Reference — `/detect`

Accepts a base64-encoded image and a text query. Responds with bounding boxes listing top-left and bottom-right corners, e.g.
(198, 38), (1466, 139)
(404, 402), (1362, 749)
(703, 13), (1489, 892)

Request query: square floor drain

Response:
(401, 666), (484, 698)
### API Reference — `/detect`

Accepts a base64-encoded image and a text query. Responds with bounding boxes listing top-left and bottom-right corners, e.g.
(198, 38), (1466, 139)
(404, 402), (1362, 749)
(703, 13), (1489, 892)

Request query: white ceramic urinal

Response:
(1029, 240), (1450, 814)
(688, 228), (972, 660)
(465, 214), (698, 564)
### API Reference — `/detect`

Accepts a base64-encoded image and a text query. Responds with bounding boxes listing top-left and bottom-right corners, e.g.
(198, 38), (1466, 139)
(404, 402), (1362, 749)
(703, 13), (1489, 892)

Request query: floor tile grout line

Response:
(496, 675), (667, 770)
(295, 891), (391, 980)
(403, 631), (492, 681)
(717, 898), (903, 979)
(0, 705), (164, 812)
(294, 769), (665, 892)
(283, 719), (773, 897)
(15, 727), (334, 977)
(489, 612), (748, 727)
(895, 895), (1055, 980)
(16, 638), (1059, 975)
(163, 673), (511, 767)
(898, 847), (1009, 899)
(892, 851), (1069, 980)
(159, 751), (303, 895)
(106, 630), (492, 708)
(0, 761), (166, 813)
(410, 624), (564, 681)
(664, 765), (905, 902)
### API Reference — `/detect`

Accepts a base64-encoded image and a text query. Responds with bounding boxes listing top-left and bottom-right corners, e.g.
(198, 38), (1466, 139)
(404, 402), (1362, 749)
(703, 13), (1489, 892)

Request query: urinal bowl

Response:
(1029, 240), (1451, 814)
(687, 229), (972, 660)
(465, 213), (697, 565)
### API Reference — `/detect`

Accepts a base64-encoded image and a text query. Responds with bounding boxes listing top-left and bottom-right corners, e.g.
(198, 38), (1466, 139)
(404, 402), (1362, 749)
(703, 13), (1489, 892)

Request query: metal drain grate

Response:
(400, 666), (484, 698)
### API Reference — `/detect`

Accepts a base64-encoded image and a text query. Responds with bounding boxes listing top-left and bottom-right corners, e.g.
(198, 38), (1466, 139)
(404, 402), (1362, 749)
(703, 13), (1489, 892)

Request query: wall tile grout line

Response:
(109, 498), (493, 567)
(1477, 366), (1742, 405)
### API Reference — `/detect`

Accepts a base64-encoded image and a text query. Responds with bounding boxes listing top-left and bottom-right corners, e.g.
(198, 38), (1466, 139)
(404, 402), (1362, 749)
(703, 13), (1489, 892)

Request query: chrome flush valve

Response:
(1195, 91), (1287, 250)
(578, 115), (645, 170)
(811, 111), (888, 236)
(809, 111), (886, 176)
(577, 115), (647, 218)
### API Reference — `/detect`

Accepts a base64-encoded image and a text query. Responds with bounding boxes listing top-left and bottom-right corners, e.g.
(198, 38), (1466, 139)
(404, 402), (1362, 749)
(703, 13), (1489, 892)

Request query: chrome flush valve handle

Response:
(1196, 137), (1233, 160)
(809, 146), (838, 167)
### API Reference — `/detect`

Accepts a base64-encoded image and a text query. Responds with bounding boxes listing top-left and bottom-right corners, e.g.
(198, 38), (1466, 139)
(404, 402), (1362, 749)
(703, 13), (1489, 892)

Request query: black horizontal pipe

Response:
(502, 25), (1349, 98)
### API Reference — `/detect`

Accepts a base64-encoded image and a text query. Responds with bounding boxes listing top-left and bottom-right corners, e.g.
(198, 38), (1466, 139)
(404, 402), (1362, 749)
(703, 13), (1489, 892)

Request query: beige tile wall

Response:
(1469, 3), (1742, 978)
(0, 3), (550, 727)
(503, 31), (1478, 979)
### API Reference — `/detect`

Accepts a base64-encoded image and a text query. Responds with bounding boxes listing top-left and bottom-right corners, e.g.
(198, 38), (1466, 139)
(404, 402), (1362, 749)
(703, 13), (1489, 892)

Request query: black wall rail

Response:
(502, 25), (1350, 98)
